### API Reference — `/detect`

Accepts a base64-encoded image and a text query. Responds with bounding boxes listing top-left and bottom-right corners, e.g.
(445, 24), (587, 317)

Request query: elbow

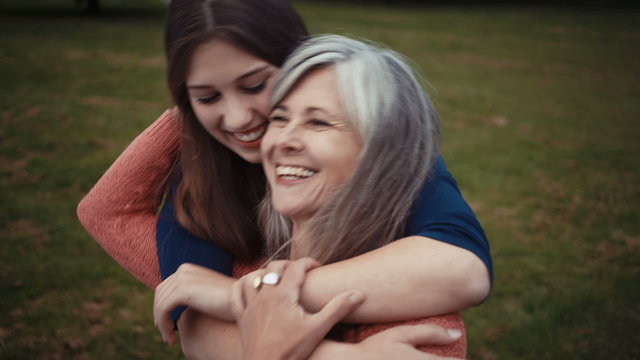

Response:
(77, 192), (106, 235)
(76, 194), (95, 231)
(77, 192), (113, 245)
(453, 255), (491, 307)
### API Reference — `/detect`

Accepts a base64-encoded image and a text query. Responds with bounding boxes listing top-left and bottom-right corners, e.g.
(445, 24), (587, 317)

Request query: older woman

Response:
(156, 35), (468, 359)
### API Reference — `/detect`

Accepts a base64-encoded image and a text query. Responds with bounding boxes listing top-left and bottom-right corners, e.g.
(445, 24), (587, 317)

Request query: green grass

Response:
(1, 1), (639, 359)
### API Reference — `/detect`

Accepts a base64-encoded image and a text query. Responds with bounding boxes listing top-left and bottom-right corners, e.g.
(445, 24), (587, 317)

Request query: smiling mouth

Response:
(276, 165), (317, 180)
(231, 123), (267, 144)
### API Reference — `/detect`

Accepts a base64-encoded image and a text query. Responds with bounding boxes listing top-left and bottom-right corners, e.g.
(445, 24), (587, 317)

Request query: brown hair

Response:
(164, 0), (308, 261)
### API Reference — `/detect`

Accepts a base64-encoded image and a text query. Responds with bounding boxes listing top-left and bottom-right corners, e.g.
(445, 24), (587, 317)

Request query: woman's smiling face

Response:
(261, 67), (363, 224)
(186, 39), (278, 163)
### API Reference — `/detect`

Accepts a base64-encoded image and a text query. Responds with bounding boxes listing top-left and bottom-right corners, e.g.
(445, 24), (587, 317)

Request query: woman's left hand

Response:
(230, 258), (365, 360)
(153, 263), (235, 345)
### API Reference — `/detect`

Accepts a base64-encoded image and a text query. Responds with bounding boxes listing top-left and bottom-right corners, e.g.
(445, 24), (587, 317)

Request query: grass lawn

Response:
(1, 0), (638, 359)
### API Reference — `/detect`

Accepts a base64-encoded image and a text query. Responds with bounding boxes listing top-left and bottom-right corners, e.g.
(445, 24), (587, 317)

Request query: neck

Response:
(289, 216), (311, 260)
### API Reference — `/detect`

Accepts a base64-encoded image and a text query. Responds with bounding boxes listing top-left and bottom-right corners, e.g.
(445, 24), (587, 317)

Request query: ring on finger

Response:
(252, 275), (263, 290)
(262, 272), (281, 286)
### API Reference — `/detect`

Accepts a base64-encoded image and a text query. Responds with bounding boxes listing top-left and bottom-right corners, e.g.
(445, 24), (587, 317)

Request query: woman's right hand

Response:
(317, 324), (465, 360)
(230, 258), (366, 360)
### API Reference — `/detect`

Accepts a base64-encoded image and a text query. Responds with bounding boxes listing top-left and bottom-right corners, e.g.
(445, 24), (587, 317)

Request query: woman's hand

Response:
(153, 263), (235, 345)
(313, 324), (465, 360)
(354, 324), (464, 359)
(230, 258), (365, 360)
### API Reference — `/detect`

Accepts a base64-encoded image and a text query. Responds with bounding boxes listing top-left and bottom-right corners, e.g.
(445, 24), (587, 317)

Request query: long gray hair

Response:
(260, 35), (441, 264)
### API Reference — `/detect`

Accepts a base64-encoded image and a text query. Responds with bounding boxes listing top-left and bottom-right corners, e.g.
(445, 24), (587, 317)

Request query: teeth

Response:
(234, 124), (266, 142)
(276, 166), (317, 179)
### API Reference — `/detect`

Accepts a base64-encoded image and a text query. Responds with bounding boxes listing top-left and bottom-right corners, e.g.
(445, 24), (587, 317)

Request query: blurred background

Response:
(1, 0), (638, 358)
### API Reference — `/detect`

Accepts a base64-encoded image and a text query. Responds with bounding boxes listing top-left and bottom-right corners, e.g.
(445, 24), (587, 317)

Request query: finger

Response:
(153, 295), (177, 345)
(256, 260), (291, 294)
(262, 260), (291, 282)
(154, 303), (178, 344)
(153, 281), (176, 343)
(153, 276), (187, 345)
(242, 269), (266, 301)
(313, 290), (365, 334)
(229, 278), (246, 320)
(279, 258), (320, 293)
(381, 324), (463, 346)
(160, 317), (177, 345)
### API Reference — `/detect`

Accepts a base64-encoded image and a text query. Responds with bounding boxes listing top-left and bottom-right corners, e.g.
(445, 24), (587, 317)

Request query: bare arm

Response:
(300, 236), (490, 323)
(161, 240), (482, 358)
(176, 258), (465, 360)
(155, 238), (488, 342)
(179, 313), (463, 360)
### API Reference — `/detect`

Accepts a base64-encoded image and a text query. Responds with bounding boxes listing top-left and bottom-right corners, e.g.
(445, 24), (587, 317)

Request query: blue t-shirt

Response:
(157, 156), (492, 320)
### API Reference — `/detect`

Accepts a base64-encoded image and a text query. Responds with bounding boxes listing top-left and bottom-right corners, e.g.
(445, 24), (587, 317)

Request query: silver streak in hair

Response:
(261, 34), (441, 264)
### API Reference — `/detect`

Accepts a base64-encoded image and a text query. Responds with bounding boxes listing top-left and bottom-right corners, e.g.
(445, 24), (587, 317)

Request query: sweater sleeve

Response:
(77, 109), (180, 288)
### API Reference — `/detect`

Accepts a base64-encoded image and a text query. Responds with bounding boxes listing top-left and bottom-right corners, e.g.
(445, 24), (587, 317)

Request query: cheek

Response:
(191, 103), (221, 135)
(255, 93), (271, 118)
(334, 160), (357, 184)
(327, 140), (362, 181)
(260, 126), (278, 157)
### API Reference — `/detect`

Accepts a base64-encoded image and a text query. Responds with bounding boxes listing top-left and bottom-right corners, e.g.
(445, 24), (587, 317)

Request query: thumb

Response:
(312, 290), (365, 334)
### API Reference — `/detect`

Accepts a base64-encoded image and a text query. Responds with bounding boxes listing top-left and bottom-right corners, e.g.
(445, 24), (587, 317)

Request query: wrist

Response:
(309, 340), (353, 360)
(243, 347), (286, 360)
(212, 276), (235, 322)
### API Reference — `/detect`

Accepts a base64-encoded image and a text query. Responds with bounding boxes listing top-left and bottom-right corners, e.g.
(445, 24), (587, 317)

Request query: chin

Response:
(271, 203), (295, 217)
(273, 203), (313, 221)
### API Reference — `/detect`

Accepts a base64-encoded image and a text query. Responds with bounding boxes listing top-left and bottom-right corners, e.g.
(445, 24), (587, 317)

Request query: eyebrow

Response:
(272, 104), (337, 119)
(187, 66), (271, 90)
(306, 107), (335, 117)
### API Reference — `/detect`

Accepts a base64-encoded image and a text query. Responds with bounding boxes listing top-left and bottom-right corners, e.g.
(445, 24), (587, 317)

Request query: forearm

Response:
(177, 310), (356, 360)
(174, 257), (468, 360)
(77, 109), (180, 287)
(300, 236), (490, 323)
(176, 312), (459, 360)
(178, 310), (241, 360)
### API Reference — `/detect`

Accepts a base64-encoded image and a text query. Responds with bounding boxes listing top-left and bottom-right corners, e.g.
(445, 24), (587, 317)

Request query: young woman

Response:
(77, 0), (492, 356)
(158, 34), (472, 359)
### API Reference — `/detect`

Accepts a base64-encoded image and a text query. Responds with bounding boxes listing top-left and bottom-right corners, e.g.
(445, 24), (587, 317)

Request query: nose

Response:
(221, 94), (253, 131)
(274, 122), (304, 153)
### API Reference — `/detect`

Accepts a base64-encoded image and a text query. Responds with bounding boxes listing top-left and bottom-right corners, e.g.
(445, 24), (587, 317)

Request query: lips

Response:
(230, 123), (267, 148)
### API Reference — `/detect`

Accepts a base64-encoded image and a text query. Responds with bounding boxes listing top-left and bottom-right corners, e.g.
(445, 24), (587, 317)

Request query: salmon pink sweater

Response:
(77, 109), (179, 288)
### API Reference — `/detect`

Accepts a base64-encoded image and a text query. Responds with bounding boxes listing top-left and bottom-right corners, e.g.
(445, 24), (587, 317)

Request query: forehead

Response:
(280, 67), (342, 112)
(186, 39), (271, 84)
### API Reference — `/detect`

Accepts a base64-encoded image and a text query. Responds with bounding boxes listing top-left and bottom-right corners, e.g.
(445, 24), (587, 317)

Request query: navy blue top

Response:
(157, 156), (492, 321)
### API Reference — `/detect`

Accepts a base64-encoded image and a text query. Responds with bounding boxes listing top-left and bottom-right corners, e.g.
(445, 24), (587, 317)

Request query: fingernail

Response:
(349, 291), (364, 303)
(447, 329), (462, 339)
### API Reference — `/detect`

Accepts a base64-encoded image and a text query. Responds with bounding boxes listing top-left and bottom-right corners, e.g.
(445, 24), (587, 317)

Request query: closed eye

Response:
(197, 93), (221, 104)
(243, 81), (266, 94)
(308, 119), (332, 127)
(269, 115), (288, 126)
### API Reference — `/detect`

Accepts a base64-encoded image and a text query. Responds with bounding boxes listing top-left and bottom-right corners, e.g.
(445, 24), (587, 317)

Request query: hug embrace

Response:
(78, 0), (492, 359)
